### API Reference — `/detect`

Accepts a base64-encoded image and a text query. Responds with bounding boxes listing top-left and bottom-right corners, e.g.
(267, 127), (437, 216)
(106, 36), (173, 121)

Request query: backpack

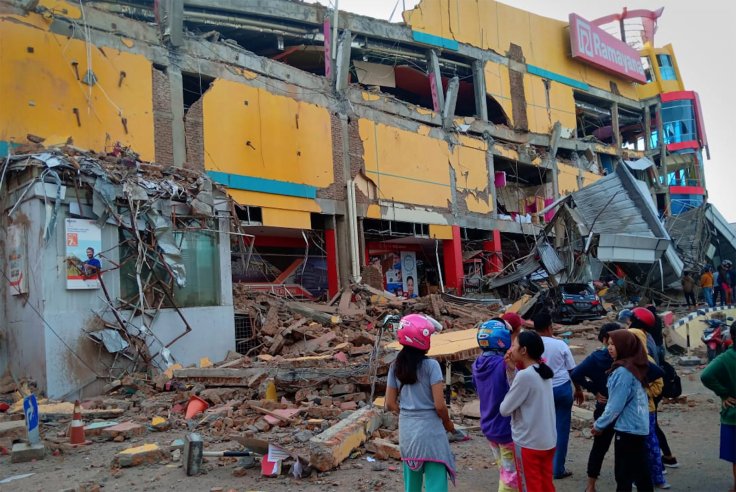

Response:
(661, 360), (682, 399)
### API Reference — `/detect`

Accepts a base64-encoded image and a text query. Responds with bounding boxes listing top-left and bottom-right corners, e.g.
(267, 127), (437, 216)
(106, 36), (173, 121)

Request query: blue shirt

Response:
(83, 257), (101, 276)
(388, 358), (443, 411)
(593, 366), (649, 436)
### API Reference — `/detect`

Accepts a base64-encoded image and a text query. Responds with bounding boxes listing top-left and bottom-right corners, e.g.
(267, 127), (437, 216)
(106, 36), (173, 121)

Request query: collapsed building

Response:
(0, 0), (719, 397)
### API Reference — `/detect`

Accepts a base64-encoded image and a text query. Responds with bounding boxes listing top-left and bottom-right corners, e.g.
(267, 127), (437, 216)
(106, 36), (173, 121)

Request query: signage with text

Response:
(569, 13), (646, 84)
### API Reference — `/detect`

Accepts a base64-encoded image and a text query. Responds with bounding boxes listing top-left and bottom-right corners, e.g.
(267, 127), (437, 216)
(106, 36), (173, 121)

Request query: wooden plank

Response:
(387, 327), (481, 362)
(337, 289), (352, 316)
(286, 302), (340, 325)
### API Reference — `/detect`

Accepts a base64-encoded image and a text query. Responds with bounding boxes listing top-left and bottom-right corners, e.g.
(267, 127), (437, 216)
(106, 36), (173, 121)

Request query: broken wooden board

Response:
(286, 302), (341, 325)
(9, 401), (125, 420)
(387, 327), (481, 362)
(507, 294), (531, 314)
(173, 367), (271, 387)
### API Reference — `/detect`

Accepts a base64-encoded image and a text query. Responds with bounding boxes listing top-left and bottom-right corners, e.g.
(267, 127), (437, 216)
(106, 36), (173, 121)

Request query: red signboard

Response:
(569, 13), (646, 83)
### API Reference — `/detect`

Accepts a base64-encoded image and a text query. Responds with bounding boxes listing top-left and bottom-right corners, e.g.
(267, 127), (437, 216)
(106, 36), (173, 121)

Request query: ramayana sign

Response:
(569, 13), (646, 84)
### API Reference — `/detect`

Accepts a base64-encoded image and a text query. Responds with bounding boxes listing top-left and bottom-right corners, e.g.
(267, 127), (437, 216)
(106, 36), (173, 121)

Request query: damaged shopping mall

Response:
(0, 0), (727, 431)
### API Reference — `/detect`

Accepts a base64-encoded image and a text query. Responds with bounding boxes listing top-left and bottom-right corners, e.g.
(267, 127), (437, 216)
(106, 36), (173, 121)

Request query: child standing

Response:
(473, 319), (517, 492)
(532, 312), (576, 479)
(592, 329), (653, 492)
(500, 330), (557, 492)
(571, 323), (621, 492)
(386, 314), (457, 492)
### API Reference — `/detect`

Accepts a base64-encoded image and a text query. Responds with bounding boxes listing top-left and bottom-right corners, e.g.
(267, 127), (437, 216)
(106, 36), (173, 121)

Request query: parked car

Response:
(549, 283), (607, 324)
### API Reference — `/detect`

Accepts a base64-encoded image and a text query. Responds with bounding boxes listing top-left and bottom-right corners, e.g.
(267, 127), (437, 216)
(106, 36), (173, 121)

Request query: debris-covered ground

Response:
(1, 307), (730, 491)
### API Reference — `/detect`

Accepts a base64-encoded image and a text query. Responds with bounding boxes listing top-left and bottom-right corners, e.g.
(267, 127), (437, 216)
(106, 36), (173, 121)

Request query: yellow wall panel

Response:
(429, 224), (454, 240)
(228, 189), (320, 213)
(465, 195), (491, 214)
(366, 204), (381, 219)
(558, 163), (581, 195)
(483, 61), (514, 124)
(261, 208), (311, 230)
(581, 170), (602, 188)
(405, 0), (641, 99)
(358, 119), (452, 209)
(0, 15), (154, 159)
(202, 79), (333, 188)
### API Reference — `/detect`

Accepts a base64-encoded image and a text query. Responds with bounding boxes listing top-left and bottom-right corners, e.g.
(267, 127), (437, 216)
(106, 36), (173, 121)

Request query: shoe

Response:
(662, 455), (680, 468)
(656, 482), (672, 489)
(554, 471), (573, 479)
(663, 469), (667, 475)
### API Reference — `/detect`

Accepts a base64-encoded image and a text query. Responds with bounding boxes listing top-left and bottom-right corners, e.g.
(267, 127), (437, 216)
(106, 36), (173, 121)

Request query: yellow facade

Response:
(359, 119), (453, 209)
(405, 0), (639, 99)
(451, 136), (493, 214)
(636, 44), (685, 100)
(0, 11), (154, 160)
(202, 79), (334, 189)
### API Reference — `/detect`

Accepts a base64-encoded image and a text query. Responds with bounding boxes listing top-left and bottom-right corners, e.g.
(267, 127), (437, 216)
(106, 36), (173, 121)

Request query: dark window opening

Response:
(234, 204), (262, 225)
(182, 72), (214, 111)
(487, 94), (510, 126)
(641, 56), (655, 83)
(574, 92), (641, 146)
(493, 157), (549, 219)
(363, 219), (429, 239)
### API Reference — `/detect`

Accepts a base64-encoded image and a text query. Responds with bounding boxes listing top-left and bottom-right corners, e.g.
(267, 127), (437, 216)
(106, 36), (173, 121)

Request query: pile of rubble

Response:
(0, 283), (503, 478)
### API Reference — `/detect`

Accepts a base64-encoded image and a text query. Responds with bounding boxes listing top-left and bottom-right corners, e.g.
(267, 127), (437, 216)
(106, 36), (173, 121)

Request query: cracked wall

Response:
(0, 11), (154, 159)
(403, 0), (639, 100)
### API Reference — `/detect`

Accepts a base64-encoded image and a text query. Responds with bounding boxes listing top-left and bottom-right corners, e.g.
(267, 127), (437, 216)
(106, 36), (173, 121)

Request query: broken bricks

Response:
(101, 421), (146, 441)
(308, 406), (382, 472)
(113, 443), (170, 468)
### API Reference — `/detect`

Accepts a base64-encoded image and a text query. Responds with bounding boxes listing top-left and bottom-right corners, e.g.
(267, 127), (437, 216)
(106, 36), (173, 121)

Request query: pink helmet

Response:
(396, 314), (443, 351)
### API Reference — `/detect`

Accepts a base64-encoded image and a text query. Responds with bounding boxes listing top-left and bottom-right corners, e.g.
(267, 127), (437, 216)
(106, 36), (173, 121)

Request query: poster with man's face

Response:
(401, 251), (418, 298)
(65, 218), (102, 290)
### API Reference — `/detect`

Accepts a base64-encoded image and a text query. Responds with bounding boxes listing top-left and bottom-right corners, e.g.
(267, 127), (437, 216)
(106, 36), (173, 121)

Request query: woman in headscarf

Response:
(591, 329), (653, 492)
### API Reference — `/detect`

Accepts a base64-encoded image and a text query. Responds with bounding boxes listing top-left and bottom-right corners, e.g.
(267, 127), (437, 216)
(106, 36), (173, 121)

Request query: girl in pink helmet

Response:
(385, 314), (457, 492)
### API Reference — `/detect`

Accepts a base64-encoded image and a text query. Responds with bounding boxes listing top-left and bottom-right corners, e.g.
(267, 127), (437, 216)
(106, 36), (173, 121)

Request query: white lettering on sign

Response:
(569, 14), (646, 83)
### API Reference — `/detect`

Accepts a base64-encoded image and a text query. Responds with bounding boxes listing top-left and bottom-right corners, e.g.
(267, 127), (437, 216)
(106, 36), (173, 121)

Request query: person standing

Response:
(532, 312), (576, 480)
(571, 323), (620, 492)
(473, 319), (518, 492)
(681, 271), (696, 309)
(701, 266), (715, 308)
(645, 306), (666, 366)
(500, 331), (557, 492)
(720, 262), (733, 306)
(386, 314), (457, 492)
(700, 322), (736, 492)
(592, 329), (653, 492)
(628, 329), (670, 490)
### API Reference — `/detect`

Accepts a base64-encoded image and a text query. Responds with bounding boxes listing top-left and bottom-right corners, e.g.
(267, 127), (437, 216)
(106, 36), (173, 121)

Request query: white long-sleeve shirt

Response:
(499, 365), (557, 450)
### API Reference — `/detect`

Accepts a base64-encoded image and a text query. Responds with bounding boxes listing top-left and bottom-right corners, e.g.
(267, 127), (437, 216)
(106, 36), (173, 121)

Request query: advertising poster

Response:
(401, 251), (418, 298)
(65, 218), (102, 290)
(7, 224), (28, 295)
(384, 252), (403, 295)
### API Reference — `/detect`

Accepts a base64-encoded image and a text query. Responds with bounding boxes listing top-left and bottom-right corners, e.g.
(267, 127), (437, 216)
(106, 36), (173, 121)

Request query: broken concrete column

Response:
(11, 442), (45, 463)
(113, 443), (169, 467)
(309, 406), (382, 471)
(365, 438), (401, 460)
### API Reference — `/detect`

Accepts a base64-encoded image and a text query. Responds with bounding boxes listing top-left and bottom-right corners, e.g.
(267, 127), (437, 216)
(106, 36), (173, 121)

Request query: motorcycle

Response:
(701, 317), (734, 362)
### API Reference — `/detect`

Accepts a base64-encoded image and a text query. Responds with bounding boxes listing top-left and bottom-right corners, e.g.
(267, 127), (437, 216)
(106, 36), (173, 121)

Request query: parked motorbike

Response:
(701, 317), (734, 361)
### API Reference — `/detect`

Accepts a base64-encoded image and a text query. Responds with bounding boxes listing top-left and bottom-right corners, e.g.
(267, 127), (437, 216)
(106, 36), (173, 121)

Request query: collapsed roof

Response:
(486, 164), (683, 290)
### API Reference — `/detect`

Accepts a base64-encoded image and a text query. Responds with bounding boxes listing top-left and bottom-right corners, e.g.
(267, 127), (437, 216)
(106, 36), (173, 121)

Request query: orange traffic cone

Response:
(69, 400), (91, 446)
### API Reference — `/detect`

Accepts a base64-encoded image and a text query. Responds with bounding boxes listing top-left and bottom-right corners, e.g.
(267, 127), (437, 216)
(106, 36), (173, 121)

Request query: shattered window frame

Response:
(119, 219), (221, 309)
